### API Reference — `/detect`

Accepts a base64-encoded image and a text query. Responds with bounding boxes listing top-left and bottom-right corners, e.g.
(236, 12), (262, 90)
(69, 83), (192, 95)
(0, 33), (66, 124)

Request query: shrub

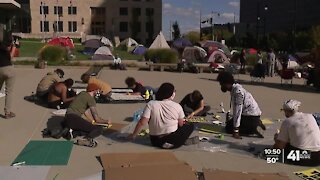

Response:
(145, 49), (178, 64)
(38, 45), (67, 62)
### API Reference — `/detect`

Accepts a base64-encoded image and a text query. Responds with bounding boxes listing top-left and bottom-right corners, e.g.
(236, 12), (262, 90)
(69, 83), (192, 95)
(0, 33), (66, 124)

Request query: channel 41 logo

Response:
(287, 150), (311, 161)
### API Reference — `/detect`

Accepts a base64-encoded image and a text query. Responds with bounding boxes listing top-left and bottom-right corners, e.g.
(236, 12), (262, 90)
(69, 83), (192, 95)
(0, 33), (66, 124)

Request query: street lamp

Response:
(263, 5), (268, 39)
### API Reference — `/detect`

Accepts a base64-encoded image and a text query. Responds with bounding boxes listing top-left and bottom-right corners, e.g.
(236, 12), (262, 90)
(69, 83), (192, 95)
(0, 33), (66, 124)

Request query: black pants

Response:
(225, 115), (263, 135)
(63, 113), (103, 139)
(48, 89), (76, 109)
(183, 105), (211, 116)
(284, 144), (320, 166)
(149, 123), (194, 149)
(36, 92), (48, 102)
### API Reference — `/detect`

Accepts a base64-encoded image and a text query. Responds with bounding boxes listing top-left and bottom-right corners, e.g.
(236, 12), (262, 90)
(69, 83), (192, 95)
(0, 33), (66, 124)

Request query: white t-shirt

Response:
(142, 100), (185, 136)
(277, 112), (320, 152)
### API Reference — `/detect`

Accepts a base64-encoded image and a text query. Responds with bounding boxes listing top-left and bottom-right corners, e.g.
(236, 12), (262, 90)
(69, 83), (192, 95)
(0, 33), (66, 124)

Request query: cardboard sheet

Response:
(100, 152), (179, 168)
(105, 163), (197, 180)
(111, 93), (145, 101)
(100, 152), (198, 180)
(203, 169), (289, 180)
(0, 166), (50, 180)
(111, 89), (133, 93)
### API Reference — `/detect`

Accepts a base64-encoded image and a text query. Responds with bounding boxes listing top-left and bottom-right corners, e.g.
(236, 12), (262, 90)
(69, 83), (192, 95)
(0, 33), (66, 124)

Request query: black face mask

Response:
(221, 86), (228, 93)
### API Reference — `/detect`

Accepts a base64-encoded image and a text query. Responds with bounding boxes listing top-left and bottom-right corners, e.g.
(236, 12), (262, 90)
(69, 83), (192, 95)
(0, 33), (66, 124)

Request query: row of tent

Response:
(45, 32), (232, 63)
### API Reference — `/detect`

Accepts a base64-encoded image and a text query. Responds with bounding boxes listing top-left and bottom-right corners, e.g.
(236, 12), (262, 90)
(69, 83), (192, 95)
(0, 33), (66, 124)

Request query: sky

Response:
(162, 0), (240, 39)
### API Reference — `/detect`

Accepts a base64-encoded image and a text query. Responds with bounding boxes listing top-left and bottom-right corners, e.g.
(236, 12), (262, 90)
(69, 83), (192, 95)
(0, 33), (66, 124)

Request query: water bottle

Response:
(220, 102), (225, 113)
(145, 90), (150, 100)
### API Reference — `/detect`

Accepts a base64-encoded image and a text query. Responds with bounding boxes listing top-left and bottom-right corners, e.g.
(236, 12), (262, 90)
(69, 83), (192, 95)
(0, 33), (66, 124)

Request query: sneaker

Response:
(75, 138), (98, 148)
(162, 142), (174, 149)
(256, 126), (265, 138)
(184, 136), (200, 145)
(4, 112), (16, 119)
(63, 129), (74, 140)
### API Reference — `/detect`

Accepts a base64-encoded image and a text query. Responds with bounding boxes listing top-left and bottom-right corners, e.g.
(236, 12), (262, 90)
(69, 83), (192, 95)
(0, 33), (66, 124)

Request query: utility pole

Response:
(233, 12), (236, 35)
(199, 10), (202, 40)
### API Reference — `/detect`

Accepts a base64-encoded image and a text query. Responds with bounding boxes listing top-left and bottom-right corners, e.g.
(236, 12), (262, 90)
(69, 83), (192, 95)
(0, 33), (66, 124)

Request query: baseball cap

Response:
(86, 83), (100, 92)
(281, 99), (301, 112)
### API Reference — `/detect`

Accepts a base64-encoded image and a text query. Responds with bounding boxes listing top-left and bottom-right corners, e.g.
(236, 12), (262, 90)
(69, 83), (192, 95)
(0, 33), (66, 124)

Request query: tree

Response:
(172, 21), (181, 40)
(184, 31), (200, 44)
(311, 25), (320, 48)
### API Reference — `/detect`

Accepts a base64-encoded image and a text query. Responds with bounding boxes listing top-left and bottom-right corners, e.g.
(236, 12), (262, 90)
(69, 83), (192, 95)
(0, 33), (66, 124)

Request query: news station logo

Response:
(286, 150), (311, 161)
(264, 148), (311, 164)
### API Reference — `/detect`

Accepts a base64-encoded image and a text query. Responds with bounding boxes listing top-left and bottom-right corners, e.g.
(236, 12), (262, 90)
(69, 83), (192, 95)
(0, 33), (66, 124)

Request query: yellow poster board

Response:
(294, 168), (320, 180)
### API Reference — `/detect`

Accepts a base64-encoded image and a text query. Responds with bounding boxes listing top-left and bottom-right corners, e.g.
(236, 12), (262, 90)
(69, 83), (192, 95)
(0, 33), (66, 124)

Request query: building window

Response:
(54, 6), (63, 15)
(68, 7), (77, 15)
(119, 8), (128, 16)
(54, 21), (63, 32)
(91, 7), (105, 15)
(68, 21), (77, 32)
(119, 22), (128, 32)
(146, 8), (154, 16)
(40, 21), (49, 32)
(146, 21), (154, 33)
(40, 6), (49, 15)
(132, 8), (141, 16)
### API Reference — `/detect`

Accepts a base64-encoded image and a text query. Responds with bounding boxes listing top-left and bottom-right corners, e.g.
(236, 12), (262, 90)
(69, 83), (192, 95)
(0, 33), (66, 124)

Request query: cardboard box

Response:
(100, 152), (198, 180)
(203, 169), (289, 180)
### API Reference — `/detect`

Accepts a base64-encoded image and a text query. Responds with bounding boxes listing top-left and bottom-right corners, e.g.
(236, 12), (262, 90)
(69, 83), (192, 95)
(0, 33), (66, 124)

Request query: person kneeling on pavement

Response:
(81, 73), (112, 102)
(63, 83), (111, 147)
(273, 100), (320, 166)
(128, 83), (198, 149)
(180, 90), (211, 118)
(36, 69), (64, 101)
(48, 78), (76, 109)
(217, 71), (266, 139)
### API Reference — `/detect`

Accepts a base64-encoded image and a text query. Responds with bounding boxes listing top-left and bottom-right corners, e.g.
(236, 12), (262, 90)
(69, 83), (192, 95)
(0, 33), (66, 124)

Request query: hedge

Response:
(145, 49), (178, 64)
(38, 45), (67, 62)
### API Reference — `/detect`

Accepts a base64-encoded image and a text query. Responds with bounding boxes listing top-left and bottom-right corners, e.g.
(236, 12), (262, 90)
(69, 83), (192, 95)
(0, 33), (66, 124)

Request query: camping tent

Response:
(92, 46), (114, 60)
(182, 47), (207, 63)
(48, 37), (75, 49)
(101, 37), (113, 48)
(287, 54), (299, 69)
(132, 45), (147, 55)
(119, 38), (138, 52)
(199, 40), (231, 57)
(83, 39), (103, 55)
(207, 50), (230, 64)
(172, 38), (192, 49)
(149, 31), (170, 49)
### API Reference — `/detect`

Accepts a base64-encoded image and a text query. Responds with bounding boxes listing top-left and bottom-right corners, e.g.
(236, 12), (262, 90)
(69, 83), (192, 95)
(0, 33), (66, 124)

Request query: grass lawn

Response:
(19, 40), (143, 61)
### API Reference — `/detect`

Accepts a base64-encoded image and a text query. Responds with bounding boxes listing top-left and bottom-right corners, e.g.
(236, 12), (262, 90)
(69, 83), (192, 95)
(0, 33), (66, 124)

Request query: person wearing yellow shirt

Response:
(81, 74), (112, 102)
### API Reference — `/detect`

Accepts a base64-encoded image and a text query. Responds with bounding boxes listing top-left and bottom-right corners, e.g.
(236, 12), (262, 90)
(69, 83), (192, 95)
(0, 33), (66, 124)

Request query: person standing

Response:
(274, 100), (320, 166)
(0, 32), (16, 118)
(217, 72), (266, 139)
(239, 49), (246, 71)
(267, 48), (276, 77)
